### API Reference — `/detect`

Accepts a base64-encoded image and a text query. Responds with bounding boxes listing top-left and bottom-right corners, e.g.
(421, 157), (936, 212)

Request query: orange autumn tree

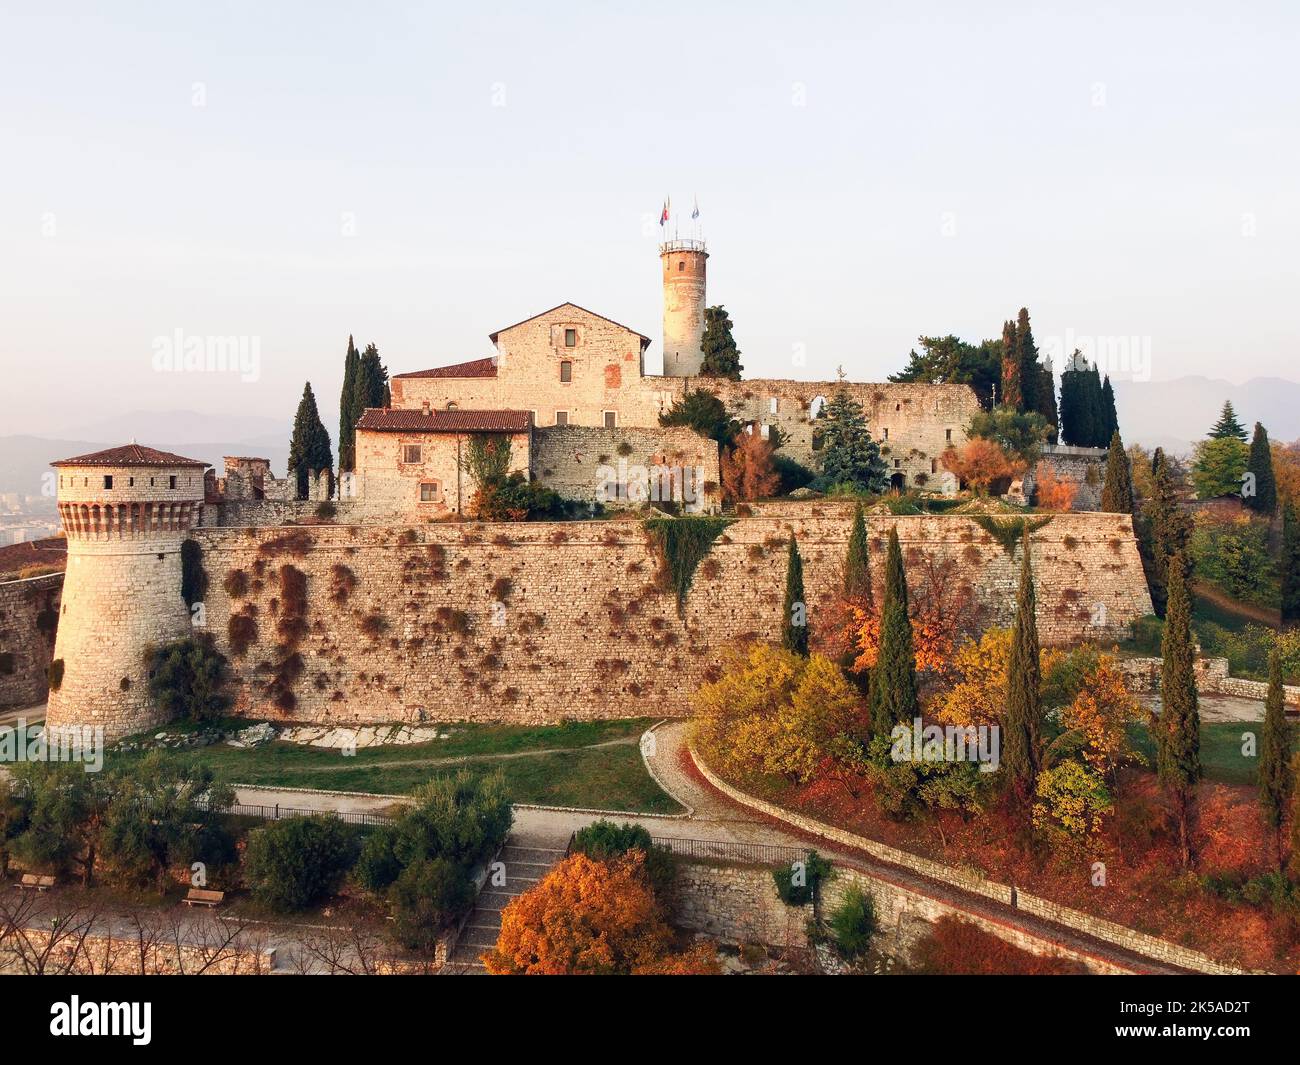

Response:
(941, 438), (1025, 496)
(721, 424), (781, 503)
(1033, 461), (1079, 511)
(1057, 654), (1144, 778)
(484, 851), (712, 975)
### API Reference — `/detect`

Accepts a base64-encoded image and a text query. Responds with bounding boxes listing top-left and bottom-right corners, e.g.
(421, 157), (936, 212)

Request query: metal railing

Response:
(659, 238), (707, 254)
(650, 836), (810, 867)
(226, 802), (389, 827)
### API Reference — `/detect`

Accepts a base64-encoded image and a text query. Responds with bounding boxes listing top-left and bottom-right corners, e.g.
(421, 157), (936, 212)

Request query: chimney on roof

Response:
(421, 401), (430, 416)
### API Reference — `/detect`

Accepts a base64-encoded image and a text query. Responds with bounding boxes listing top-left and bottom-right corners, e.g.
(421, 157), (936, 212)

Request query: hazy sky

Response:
(2, 1), (1297, 439)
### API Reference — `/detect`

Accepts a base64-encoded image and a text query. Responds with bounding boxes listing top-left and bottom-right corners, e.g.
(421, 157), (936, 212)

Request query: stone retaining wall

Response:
(1122, 655), (1300, 707)
(689, 745), (1253, 974)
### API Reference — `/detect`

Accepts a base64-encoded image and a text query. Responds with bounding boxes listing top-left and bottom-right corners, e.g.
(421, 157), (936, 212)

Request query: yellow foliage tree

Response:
(1058, 654), (1144, 777)
(933, 628), (1065, 729)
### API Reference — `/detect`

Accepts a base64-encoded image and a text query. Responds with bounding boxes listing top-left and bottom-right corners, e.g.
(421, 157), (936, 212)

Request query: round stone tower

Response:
(660, 238), (708, 376)
(46, 443), (208, 741)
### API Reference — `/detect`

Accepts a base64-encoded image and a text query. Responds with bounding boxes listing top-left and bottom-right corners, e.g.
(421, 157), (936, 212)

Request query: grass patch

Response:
(108, 718), (680, 814)
(1127, 720), (1262, 786)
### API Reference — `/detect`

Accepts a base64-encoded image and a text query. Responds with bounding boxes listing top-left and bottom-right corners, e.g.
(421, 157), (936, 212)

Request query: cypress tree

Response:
(1100, 374), (1119, 444)
(844, 504), (872, 603)
(1143, 448), (1192, 617)
(1157, 555), (1201, 869)
(1244, 422), (1277, 515)
(781, 535), (810, 657)
(1283, 501), (1300, 630)
(288, 382), (334, 500)
(1015, 308), (1039, 414)
(868, 527), (918, 738)
(351, 342), (389, 416)
(338, 335), (360, 473)
(1209, 400), (1248, 441)
(1057, 353), (1081, 444)
(1003, 532), (1043, 804)
(1259, 648), (1293, 870)
(1035, 359), (1058, 444)
(699, 305), (743, 380)
(1100, 430), (1135, 513)
(1000, 319), (1021, 409)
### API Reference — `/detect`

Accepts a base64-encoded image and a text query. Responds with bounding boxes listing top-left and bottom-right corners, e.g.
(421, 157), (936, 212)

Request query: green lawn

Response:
(1128, 720), (1266, 786)
(108, 717), (683, 814)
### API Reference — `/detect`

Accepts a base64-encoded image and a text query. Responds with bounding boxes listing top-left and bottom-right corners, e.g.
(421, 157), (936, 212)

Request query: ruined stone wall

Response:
(531, 425), (721, 513)
(0, 573), (62, 708)
(166, 511), (1150, 733)
(1022, 444), (1108, 511)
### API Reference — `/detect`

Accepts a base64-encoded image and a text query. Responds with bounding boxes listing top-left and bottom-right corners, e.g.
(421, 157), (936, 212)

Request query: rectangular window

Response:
(168, 475), (177, 489)
(555, 411), (569, 426)
(420, 482), (439, 502)
(403, 444), (422, 463)
(103, 475), (113, 489)
(560, 361), (572, 383)
(603, 411), (616, 429)
(564, 328), (577, 347)
(769, 397), (778, 414)
(882, 428), (889, 440)
(945, 428), (953, 442)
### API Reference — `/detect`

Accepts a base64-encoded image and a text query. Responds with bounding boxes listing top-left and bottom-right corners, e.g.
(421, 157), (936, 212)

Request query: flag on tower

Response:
(691, 197), (699, 220)
(660, 198), (669, 226)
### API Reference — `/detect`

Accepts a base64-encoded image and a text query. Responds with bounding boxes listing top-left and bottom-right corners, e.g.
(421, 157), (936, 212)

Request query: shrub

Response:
(826, 885), (876, 960)
(227, 610), (258, 657)
(315, 501), (337, 520)
(47, 656), (65, 692)
(243, 815), (361, 912)
(389, 857), (477, 951)
(146, 635), (230, 723)
(474, 472), (562, 522)
(354, 825), (402, 893)
(223, 568), (250, 598)
(570, 819), (675, 898)
(772, 851), (833, 907)
(644, 515), (732, 611)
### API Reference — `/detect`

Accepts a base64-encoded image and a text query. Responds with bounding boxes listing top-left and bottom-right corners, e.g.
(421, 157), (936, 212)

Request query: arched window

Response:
(809, 395), (827, 419)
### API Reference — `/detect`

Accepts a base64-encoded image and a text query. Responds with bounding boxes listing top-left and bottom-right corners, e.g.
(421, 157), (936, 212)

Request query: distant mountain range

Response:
(3, 379), (1297, 496)
(1111, 376), (1300, 455)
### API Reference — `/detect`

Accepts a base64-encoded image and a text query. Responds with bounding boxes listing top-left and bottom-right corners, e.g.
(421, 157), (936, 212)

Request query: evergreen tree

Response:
(1003, 532), (1043, 804)
(351, 342), (389, 417)
(868, 528), (918, 738)
(1100, 374), (1119, 443)
(781, 535), (809, 657)
(999, 319), (1021, 409)
(1282, 501), (1300, 629)
(817, 390), (888, 493)
(658, 389), (736, 446)
(1059, 352), (1103, 446)
(1143, 448), (1193, 617)
(1209, 400), (1248, 441)
(1100, 430), (1135, 513)
(843, 503), (872, 603)
(699, 305), (742, 380)
(1258, 648), (1293, 870)
(288, 382), (334, 499)
(1157, 556), (1201, 869)
(1015, 308), (1039, 414)
(1035, 359), (1058, 444)
(338, 335), (361, 473)
(1244, 422), (1277, 514)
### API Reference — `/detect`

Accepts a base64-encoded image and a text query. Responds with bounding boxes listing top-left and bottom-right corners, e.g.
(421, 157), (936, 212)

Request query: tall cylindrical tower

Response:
(46, 444), (208, 741)
(660, 238), (708, 376)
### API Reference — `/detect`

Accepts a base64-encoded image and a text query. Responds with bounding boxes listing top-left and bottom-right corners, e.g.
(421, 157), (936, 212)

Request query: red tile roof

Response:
(52, 443), (209, 468)
(488, 303), (651, 349)
(354, 408), (533, 433)
(391, 356), (498, 381)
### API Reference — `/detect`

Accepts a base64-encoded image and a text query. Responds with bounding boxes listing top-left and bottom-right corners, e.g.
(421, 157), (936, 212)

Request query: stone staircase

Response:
(444, 841), (565, 974)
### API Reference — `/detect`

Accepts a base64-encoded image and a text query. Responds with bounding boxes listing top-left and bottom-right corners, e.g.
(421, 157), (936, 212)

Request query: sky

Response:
(1, 1), (1297, 440)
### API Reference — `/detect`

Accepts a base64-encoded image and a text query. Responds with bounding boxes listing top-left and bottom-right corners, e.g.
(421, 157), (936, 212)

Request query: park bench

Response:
(17, 874), (56, 892)
(183, 888), (226, 908)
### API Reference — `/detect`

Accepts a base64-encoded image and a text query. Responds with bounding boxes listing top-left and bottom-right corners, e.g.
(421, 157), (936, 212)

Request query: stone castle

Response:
(40, 237), (1151, 740)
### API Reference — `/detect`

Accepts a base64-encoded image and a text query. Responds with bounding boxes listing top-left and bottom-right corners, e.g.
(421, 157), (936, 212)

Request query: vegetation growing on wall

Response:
(223, 568), (250, 598)
(146, 635), (230, 723)
(644, 515), (732, 611)
(47, 658), (64, 692)
(969, 514), (1053, 557)
(180, 539), (208, 609)
(228, 608), (258, 658)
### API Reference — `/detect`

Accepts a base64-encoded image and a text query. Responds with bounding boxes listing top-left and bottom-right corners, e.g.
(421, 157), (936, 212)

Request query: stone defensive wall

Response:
(0, 572), (62, 708)
(152, 510), (1152, 734)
